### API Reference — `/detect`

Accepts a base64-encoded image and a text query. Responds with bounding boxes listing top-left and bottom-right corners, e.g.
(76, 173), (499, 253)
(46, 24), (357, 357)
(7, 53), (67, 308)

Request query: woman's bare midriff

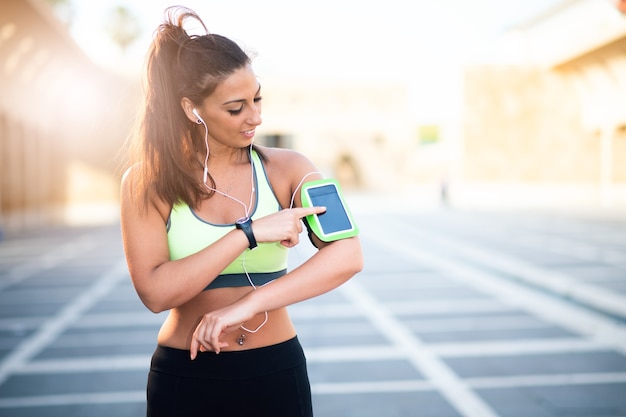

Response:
(156, 286), (297, 351)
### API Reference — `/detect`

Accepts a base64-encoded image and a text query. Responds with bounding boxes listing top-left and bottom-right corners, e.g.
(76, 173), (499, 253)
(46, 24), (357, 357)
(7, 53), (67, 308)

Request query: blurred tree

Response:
(45, 0), (75, 26)
(104, 5), (141, 53)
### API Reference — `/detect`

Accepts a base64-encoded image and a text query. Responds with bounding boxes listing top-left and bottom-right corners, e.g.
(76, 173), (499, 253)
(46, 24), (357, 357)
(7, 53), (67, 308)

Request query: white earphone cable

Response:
(199, 117), (251, 220)
(197, 116), (322, 335)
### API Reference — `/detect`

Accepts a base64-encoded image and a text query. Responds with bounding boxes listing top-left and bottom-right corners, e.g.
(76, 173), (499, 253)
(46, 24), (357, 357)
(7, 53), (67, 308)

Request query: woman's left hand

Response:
(190, 301), (255, 359)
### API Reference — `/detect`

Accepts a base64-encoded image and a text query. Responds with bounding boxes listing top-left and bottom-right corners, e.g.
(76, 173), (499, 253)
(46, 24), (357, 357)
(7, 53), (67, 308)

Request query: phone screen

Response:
(307, 184), (353, 234)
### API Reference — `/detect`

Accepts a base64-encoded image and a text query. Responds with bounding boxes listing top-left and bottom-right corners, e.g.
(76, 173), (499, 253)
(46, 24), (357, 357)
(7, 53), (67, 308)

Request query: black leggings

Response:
(146, 336), (313, 417)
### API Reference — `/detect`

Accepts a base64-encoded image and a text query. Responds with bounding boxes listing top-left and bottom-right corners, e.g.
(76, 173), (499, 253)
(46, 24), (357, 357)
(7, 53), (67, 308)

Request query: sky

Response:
(66, 0), (566, 120)
(68, 0), (566, 77)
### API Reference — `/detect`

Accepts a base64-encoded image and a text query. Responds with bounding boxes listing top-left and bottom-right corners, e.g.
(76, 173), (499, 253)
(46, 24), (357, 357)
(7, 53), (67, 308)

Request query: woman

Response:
(120, 6), (363, 417)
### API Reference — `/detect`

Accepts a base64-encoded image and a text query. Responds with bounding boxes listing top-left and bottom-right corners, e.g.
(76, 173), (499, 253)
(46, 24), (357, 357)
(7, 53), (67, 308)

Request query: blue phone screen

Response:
(308, 184), (352, 234)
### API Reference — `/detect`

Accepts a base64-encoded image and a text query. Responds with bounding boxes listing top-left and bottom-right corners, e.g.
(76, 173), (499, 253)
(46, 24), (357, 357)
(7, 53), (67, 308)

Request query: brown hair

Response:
(125, 6), (255, 209)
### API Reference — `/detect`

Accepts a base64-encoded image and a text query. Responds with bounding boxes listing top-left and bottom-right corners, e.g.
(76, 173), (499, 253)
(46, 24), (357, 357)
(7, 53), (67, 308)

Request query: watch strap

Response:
(236, 218), (257, 250)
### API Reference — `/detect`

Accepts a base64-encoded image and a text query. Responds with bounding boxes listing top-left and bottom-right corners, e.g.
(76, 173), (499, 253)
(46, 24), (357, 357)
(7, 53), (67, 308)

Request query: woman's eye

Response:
(228, 97), (261, 115)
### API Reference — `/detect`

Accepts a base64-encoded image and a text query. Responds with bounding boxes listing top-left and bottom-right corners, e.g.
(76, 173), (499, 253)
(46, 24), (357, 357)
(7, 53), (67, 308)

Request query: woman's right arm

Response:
(119, 169), (324, 313)
(119, 169), (251, 313)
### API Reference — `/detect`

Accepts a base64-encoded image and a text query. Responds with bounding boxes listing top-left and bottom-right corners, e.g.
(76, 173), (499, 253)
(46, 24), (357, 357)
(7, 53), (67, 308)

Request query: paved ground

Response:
(0, 198), (625, 417)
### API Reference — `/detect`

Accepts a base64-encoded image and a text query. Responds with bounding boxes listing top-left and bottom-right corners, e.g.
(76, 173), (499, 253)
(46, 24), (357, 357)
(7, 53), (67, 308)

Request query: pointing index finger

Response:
(292, 206), (326, 219)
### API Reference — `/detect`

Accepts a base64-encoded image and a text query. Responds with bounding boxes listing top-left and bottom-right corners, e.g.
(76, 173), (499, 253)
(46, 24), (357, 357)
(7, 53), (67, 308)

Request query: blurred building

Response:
(461, 0), (626, 207)
(255, 79), (429, 191)
(3, 0), (624, 236)
(0, 0), (136, 235)
(255, 0), (626, 209)
(2, 0), (434, 236)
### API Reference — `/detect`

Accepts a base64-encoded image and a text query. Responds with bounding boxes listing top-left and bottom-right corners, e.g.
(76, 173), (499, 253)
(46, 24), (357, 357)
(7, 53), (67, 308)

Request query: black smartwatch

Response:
(235, 217), (257, 250)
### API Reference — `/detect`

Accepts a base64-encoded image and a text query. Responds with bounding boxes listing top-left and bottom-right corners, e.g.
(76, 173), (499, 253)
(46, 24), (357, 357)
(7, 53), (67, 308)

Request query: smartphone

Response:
(301, 178), (359, 242)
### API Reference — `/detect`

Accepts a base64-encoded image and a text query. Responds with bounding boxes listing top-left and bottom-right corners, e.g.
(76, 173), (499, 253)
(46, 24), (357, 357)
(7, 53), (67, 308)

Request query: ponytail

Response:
(127, 6), (251, 210)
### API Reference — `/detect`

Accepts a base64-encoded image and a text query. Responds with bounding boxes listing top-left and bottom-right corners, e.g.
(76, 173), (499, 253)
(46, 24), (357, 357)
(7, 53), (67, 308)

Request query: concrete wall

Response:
(463, 66), (599, 182)
(457, 0), (626, 208)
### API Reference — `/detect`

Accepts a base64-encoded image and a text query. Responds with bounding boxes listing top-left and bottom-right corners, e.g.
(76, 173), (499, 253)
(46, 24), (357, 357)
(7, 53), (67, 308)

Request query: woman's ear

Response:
(180, 97), (199, 123)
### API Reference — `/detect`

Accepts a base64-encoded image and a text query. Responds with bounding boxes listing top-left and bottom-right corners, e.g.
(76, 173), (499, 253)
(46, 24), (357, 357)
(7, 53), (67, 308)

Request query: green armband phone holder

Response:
(300, 178), (359, 242)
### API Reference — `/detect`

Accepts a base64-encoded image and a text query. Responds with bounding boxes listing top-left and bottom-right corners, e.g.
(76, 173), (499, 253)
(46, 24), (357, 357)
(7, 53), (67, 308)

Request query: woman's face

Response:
(197, 65), (262, 150)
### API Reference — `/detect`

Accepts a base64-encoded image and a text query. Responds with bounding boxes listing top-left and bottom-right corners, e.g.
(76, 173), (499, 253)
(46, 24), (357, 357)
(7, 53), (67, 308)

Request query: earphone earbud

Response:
(192, 108), (203, 124)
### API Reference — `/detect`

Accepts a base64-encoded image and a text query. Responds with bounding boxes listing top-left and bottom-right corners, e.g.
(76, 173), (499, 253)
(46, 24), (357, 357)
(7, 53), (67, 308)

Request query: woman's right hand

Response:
(251, 207), (325, 248)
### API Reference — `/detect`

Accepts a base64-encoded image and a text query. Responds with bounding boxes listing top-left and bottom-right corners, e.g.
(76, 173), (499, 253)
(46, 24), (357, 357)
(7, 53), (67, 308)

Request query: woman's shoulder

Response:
(255, 145), (321, 207)
(120, 163), (140, 198)
(256, 145), (314, 171)
(120, 163), (171, 222)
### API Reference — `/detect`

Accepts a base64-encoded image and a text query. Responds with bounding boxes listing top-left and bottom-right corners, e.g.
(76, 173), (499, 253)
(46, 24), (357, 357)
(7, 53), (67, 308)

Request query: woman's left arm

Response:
(191, 236), (362, 356)
(190, 148), (363, 356)
(249, 235), (363, 308)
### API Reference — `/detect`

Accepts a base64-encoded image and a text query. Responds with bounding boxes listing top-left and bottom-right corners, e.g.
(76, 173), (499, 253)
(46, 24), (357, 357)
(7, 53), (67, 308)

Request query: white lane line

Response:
(0, 298), (508, 332)
(15, 355), (151, 374)
(358, 220), (626, 416)
(13, 346), (405, 375)
(340, 280), (500, 417)
(0, 260), (128, 385)
(442, 215), (626, 268)
(305, 346), (406, 362)
(12, 338), (612, 376)
(0, 311), (163, 332)
(312, 379), (434, 395)
(316, 372), (626, 394)
(466, 372), (626, 389)
(367, 221), (626, 355)
(386, 299), (517, 316)
(0, 235), (97, 291)
(0, 317), (41, 331)
(71, 312), (166, 328)
(46, 331), (157, 348)
(402, 315), (555, 333)
(289, 303), (363, 319)
(2, 372), (625, 408)
(408, 224), (626, 320)
(293, 298), (517, 319)
(0, 391), (145, 408)
(431, 338), (614, 357)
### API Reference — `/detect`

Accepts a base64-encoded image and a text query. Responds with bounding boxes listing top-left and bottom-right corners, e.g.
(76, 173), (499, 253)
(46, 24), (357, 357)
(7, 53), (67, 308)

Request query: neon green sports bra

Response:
(166, 150), (288, 290)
